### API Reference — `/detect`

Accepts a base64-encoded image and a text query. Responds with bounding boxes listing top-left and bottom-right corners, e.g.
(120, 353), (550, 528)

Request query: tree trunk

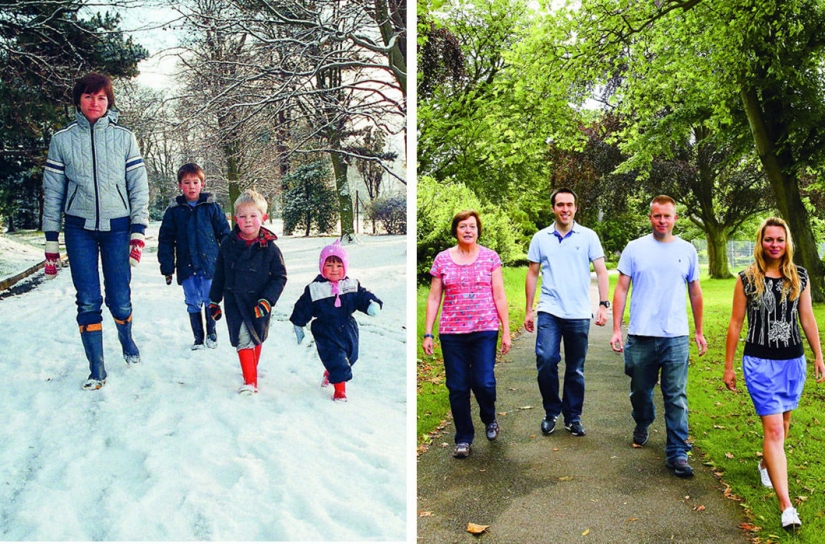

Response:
(705, 224), (732, 279)
(740, 87), (825, 301)
(331, 151), (354, 241)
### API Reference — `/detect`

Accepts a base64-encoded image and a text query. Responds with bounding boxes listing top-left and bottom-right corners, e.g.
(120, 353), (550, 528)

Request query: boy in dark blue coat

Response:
(290, 241), (382, 401)
(209, 189), (287, 395)
(158, 163), (231, 349)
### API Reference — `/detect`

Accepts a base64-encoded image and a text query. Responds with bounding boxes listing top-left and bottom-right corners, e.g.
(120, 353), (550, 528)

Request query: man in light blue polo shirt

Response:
(525, 188), (610, 437)
(610, 195), (707, 478)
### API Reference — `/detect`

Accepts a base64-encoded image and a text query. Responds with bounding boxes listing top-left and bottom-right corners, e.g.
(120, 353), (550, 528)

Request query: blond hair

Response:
(743, 217), (801, 302)
(233, 189), (267, 215)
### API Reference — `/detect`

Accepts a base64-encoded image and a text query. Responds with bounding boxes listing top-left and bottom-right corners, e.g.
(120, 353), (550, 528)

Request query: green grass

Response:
(417, 268), (825, 541)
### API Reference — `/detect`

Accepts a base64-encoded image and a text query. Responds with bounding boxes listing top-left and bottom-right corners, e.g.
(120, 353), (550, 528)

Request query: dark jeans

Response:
(535, 312), (590, 424)
(440, 330), (499, 444)
(64, 221), (132, 326)
(624, 335), (691, 462)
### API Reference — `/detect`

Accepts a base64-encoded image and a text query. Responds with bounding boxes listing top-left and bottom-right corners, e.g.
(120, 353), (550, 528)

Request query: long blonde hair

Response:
(743, 217), (801, 301)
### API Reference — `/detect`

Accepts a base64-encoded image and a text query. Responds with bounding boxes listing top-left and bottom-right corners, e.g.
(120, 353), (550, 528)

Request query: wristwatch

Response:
(599, 300), (611, 309)
(423, 333), (435, 339)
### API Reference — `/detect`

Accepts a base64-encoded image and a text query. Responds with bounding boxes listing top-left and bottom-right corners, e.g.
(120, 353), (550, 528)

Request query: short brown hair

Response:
(551, 187), (577, 206)
(451, 210), (482, 239)
(73, 73), (115, 110)
(177, 163), (205, 184)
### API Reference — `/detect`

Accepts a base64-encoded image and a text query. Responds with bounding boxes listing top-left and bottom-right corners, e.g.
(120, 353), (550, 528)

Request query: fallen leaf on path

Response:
(529, 434), (537, 439)
(466, 523), (489, 535)
(739, 522), (762, 532)
(632, 443), (643, 448)
(694, 505), (706, 512)
(725, 452), (734, 459)
(552, 447), (559, 452)
(558, 476), (573, 481)
(440, 442), (449, 448)
(582, 529), (590, 536)
(625, 518), (639, 523)
(520, 405), (533, 410)
(498, 411), (507, 416)
(419, 511), (433, 517)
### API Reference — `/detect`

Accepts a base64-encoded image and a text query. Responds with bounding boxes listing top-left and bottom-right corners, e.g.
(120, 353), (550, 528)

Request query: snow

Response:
(0, 221), (408, 542)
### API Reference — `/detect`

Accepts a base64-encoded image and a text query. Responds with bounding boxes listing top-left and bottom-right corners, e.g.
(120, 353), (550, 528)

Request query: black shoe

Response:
(565, 421), (586, 436)
(485, 421), (500, 441)
(632, 426), (649, 446)
(666, 458), (695, 478)
(541, 416), (557, 435)
(453, 442), (471, 458)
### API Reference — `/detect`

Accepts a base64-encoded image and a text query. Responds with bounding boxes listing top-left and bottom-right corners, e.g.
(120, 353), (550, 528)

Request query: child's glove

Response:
(129, 233), (145, 267)
(209, 302), (222, 321)
(367, 300), (381, 317)
(165, 275), (173, 285)
(254, 299), (271, 318)
(44, 240), (60, 279)
(294, 325), (305, 344)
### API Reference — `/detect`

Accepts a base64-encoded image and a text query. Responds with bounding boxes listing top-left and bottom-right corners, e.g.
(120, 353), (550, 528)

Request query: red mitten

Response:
(45, 241), (60, 279)
(129, 233), (145, 267)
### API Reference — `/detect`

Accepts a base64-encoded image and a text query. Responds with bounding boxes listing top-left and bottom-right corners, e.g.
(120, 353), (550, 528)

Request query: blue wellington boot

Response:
(115, 316), (141, 365)
(80, 326), (107, 389)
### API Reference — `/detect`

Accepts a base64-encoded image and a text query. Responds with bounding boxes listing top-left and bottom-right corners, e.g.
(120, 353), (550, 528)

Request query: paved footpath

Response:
(417, 282), (748, 543)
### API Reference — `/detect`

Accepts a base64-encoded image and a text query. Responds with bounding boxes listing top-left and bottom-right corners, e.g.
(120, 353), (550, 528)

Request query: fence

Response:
(691, 240), (825, 267)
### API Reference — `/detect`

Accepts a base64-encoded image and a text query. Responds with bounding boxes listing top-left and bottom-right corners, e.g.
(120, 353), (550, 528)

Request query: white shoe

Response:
(781, 506), (801, 529)
(191, 343), (205, 351)
(238, 384), (258, 395)
(205, 334), (217, 349)
(758, 462), (773, 488)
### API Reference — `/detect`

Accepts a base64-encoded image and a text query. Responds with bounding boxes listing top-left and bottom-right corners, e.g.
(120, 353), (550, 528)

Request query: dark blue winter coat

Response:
(289, 275), (382, 383)
(210, 226), (287, 347)
(157, 193), (231, 284)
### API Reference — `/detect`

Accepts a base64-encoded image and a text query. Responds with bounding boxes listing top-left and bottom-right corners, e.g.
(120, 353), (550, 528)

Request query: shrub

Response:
(367, 194), (407, 234)
(417, 176), (517, 282)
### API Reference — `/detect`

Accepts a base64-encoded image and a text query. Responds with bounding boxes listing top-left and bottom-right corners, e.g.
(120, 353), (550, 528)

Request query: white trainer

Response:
(781, 506), (801, 529)
(758, 462), (773, 488)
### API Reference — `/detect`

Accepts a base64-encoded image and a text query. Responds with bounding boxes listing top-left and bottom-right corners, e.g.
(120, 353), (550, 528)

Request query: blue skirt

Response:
(742, 355), (806, 416)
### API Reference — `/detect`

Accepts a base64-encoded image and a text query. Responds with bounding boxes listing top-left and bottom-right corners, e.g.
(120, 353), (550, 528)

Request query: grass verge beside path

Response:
(417, 268), (825, 541)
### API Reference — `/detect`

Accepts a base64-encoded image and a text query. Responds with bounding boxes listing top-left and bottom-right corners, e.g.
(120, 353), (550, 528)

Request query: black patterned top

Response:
(740, 266), (808, 360)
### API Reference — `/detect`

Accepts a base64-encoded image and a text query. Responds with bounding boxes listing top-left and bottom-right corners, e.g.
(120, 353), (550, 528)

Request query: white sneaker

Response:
(781, 506), (801, 529)
(238, 384), (258, 395)
(191, 343), (205, 351)
(205, 334), (217, 349)
(758, 462), (773, 488)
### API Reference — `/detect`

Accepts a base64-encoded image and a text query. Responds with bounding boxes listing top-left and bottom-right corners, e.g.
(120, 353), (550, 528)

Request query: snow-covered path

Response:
(0, 226), (407, 541)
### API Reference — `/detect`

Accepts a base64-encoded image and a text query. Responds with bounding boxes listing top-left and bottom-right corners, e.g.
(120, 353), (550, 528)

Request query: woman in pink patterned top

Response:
(423, 210), (511, 459)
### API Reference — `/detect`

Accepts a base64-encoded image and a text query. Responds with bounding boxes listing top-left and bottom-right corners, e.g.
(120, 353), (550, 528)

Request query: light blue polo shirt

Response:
(527, 222), (605, 319)
(617, 234), (700, 337)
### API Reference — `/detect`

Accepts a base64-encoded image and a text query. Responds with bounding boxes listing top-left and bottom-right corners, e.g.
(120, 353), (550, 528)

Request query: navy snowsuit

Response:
(290, 275), (382, 383)
(158, 193), (231, 283)
(210, 226), (287, 347)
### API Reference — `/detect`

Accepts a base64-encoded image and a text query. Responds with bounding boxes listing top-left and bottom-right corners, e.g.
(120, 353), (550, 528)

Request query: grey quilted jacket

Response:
(43, 109), (149, 234)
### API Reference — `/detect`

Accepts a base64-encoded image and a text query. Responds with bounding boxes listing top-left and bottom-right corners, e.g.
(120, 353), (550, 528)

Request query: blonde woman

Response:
(723, 217), (825, 529)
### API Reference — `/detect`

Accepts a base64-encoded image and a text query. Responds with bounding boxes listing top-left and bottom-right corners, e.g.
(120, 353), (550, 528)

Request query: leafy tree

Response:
(281, 161), (339, 236)
(367, 194), (407, 235)
(508, 0), (825, 299)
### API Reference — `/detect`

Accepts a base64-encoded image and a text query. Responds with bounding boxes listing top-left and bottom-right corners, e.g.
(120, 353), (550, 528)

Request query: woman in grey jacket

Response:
(42, 73), (149, 391)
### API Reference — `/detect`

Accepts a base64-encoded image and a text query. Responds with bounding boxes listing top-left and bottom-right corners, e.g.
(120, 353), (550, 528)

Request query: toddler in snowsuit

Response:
(290, 241), (382, 401)
(209, 189), (287, 394)
(158, 163), (231, 349)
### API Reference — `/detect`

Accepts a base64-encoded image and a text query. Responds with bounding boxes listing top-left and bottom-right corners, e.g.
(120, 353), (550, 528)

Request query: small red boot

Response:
(333, 381), (347, 402)
(238, 348), (258, 395)
(253, 344), (262, 365)
(321, 370), (330, 388)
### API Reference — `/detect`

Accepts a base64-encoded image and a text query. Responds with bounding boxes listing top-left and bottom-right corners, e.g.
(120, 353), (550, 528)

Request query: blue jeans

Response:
(440, 331), (499, 444)
(535, 312), (590, 424)
(64, 221), (132, 326)
(182, 275), (213, 314)
(624, 335), (691, 462)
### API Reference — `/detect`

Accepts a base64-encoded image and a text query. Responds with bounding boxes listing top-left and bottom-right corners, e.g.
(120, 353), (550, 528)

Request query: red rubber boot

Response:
(238, 349), (258, 394)
(333, 381), (347, 402)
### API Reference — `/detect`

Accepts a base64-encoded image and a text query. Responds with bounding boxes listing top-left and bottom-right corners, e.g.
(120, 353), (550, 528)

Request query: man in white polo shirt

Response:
(524, 188), (610, 437)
